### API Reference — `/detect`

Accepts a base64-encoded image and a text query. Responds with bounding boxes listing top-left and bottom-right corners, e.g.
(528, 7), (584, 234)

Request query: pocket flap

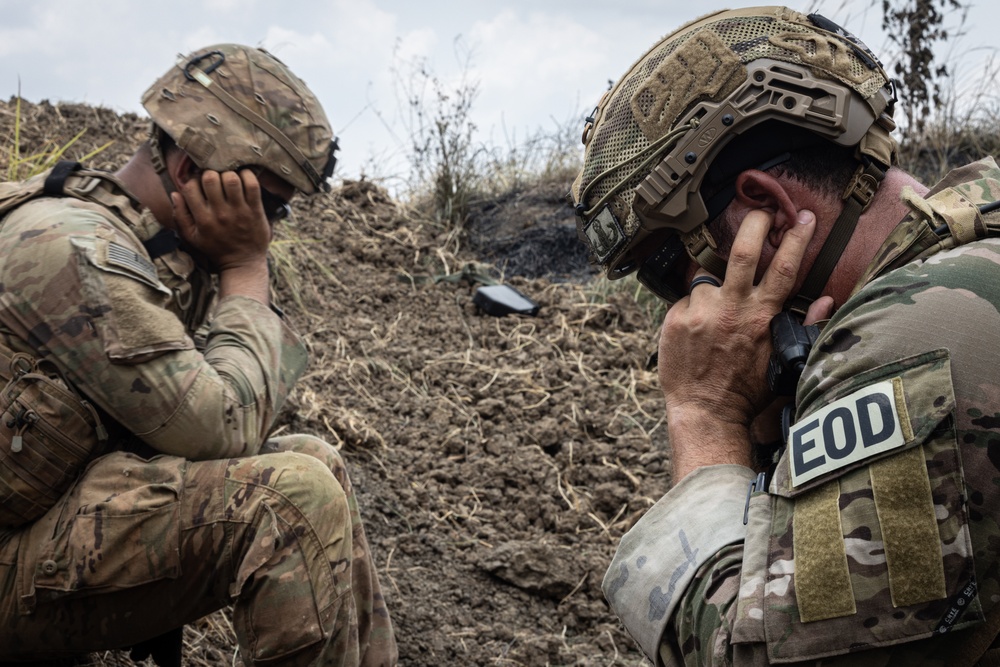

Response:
(758, 348), (981, 662)
(773, 348), (953, 498)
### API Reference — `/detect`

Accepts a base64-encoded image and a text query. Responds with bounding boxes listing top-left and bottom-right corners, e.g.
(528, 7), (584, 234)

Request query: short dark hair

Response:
(768, 143), (858, 198)
(702, 121), (857, 212)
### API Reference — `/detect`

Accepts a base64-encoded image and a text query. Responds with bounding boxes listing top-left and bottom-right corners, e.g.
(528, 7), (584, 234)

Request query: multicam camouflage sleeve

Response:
(606, 160), (1000, 667)
(603, 465), (754, 665)
(0, 194), (307, 460)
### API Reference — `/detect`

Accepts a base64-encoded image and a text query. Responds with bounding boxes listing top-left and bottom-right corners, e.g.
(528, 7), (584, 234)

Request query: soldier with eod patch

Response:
(573, 6), (1000, 666)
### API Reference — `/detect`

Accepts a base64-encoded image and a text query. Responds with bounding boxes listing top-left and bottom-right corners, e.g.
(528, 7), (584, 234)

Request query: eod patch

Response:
(789, 379), (906, 487)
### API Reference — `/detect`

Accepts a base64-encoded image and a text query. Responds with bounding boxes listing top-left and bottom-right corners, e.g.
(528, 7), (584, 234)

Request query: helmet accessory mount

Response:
(571, 7), (898, 307)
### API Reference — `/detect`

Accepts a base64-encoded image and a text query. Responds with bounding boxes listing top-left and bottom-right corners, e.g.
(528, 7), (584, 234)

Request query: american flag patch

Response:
(106, 242), (159, 285)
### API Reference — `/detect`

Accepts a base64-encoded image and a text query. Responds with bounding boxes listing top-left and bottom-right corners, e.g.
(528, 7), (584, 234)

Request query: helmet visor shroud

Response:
(572, 7), (897, 307)
(142, 44), (338, 197)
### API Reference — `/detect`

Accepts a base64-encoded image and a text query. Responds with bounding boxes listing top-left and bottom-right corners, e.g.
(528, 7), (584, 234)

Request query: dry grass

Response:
(77, 614), (239, 667)
(0, 96), (124, 178)
(894, 38), (1000, 183)
(6, 66), (998, 662)
(897, 106), (1000, 183)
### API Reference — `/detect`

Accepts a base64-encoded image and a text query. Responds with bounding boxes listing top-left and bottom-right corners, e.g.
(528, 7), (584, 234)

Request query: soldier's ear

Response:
(168, 152), (202, 190)
(734, 169), (801, 245)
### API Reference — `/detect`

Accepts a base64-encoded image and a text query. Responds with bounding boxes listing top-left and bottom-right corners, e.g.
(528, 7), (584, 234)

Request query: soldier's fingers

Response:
(220, 171), (246, 204)
(199, 170), (225, 206)
(178, 176), (210, 221)
(758, 210), (816, 306)
(239, 169), (264, 211)
(724, 209), (772, 296)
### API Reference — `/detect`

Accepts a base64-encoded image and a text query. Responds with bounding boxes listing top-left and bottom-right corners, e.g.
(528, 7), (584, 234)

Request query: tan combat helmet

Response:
(142, 44), (337, 195)
(571, 6), (898, 307)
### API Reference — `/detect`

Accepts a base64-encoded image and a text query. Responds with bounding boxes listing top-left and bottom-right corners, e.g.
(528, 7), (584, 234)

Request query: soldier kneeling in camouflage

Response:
(0, 44), (397, 666)
(574, 7), (1000, 666)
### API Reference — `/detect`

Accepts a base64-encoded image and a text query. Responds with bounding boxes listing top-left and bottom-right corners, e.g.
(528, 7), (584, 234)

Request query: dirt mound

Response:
(2, 98), (669, 666)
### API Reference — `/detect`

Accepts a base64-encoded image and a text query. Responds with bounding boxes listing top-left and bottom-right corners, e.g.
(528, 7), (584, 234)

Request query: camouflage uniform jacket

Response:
(604, 158), (1000, 666)
(0, 168), (307, 463)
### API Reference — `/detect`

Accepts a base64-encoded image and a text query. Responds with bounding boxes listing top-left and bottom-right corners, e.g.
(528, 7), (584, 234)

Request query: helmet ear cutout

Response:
(634, 58), (878, 234)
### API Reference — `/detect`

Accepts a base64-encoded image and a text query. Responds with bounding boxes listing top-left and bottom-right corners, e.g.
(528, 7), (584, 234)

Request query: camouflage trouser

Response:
(0, 434), (397, 666)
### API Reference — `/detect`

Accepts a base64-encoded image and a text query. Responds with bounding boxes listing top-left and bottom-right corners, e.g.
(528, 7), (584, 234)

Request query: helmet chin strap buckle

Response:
(681, 225), (728, 279)
(843, 160), (881, 212)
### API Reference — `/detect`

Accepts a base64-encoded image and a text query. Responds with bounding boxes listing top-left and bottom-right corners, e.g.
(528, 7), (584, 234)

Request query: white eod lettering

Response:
(789, 380), (906, 487)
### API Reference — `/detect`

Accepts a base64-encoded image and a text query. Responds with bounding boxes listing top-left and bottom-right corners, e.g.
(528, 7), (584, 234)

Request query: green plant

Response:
(477, 112), (583, 194)
(883, 0), (1000, 181)
(395, 40), (483, 244)
(586, 274), (668, 327)
(390, 40), (583, 255)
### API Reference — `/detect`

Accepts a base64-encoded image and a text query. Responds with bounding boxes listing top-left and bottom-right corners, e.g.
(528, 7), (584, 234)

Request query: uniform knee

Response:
(229, 453), (356, 667)
(262, 434), (351, 491)
(257, 451), (349, 526)
(263, 434), (345, 471)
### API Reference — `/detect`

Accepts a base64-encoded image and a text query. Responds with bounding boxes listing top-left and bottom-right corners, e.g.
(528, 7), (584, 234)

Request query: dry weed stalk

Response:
(1, 95), (112, 181)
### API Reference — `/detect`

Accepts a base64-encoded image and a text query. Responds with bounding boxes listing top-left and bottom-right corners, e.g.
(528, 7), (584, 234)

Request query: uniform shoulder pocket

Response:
(773, 348), (953, 497)
(760, 349), (981, 662)
(72, 235), (193, 361)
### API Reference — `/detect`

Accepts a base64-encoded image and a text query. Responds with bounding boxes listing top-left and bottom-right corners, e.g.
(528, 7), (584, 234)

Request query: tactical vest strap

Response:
(142, 228), (181, 259)
(0, 163), (141, 236)
(42, 161), (82, 196)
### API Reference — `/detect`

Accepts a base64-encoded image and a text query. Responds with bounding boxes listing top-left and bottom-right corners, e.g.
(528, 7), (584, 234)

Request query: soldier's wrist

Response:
(219, 259), (270, 304)
(666, 404), (752, 481)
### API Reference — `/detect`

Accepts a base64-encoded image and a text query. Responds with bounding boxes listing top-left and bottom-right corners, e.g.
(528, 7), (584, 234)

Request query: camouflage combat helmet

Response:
(142, 43), (337, 195)
(571, 6), (898, 306)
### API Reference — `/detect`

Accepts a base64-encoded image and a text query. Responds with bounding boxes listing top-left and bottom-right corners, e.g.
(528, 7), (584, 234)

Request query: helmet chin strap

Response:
(786, 158), (886, 315)
(148, 124), (179, 201)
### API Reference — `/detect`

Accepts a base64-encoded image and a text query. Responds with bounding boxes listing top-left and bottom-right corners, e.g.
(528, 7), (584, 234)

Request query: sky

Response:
(0, 0), (995, 186)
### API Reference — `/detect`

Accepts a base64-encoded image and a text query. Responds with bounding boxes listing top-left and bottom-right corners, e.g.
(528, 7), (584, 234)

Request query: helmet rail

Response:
(571, 7), (899, 310)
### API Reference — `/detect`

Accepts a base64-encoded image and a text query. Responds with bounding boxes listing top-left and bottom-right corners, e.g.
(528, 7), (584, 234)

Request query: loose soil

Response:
(1, 99), (672, 666)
